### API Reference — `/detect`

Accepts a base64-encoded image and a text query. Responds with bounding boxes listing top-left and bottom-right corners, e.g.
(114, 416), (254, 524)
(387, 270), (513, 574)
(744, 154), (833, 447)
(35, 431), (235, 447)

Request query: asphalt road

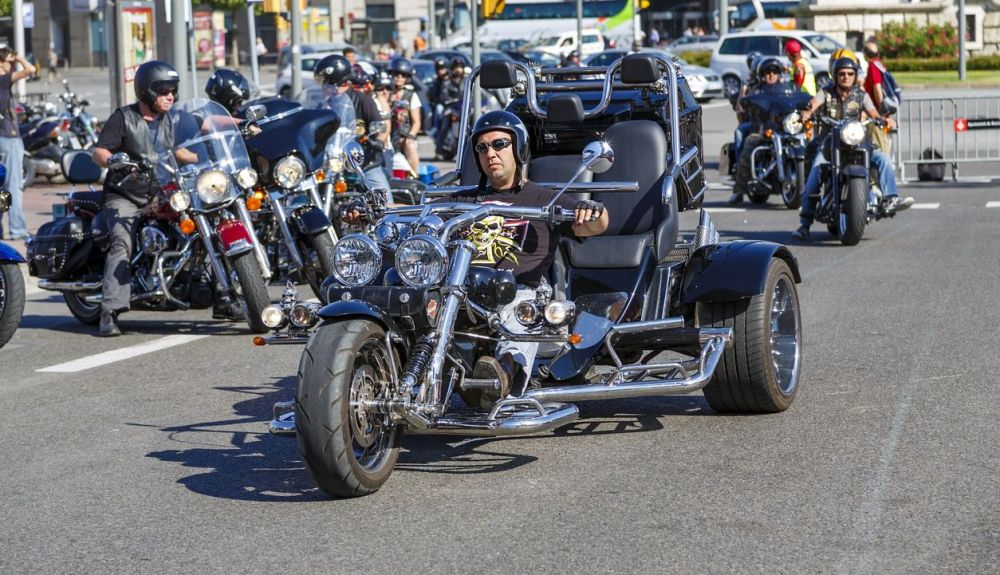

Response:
(1, 85), (998, 574)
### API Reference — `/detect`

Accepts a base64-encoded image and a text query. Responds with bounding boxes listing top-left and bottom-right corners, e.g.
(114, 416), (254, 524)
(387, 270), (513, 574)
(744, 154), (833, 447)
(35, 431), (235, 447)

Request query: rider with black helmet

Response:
(387, 57), (422, 174)
(792, 57), (909, 240)
(313, 53), (391, 196)
(428, 57), (451, 135)
(204, 68), (251, 114)
(729, 50), (765, 190)
(729, 56), (789, 204)
(92, 60), (185, 336)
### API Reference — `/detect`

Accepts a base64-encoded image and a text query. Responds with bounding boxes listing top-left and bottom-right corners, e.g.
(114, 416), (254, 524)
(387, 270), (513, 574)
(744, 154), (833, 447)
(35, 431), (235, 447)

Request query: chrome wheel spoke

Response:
(768, 276), (800, 396)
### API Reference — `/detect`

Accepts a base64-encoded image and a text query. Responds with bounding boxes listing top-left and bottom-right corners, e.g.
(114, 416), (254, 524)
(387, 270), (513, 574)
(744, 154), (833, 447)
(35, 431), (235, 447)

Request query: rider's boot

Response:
(883, 195), (914, 215)
(791, 225), (811, 241)
(99, 310), (122, 337)
(212, 299), (244, 321)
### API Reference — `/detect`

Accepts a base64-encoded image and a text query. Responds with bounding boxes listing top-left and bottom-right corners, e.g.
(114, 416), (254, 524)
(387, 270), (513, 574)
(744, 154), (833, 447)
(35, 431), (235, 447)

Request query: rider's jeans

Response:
(101, 194), (141, 313)
(799, 154), (828, 227)
(496, 288), (542, 389)
(0, 136), (26, 238)
(871, 150), (897, 198)
(364, 165), (392, 204)
(733, 121), (752, 161)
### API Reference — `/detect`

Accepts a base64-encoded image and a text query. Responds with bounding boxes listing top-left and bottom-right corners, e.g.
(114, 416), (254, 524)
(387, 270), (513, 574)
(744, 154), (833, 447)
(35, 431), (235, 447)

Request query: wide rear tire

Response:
(230, 251), (270, 333)
(64, 290), (101, 325)
(838, 177), (868, 246)
(0, 263), (25, 348)
(697, 258), (801, 413)
(296, 320), (402, 498)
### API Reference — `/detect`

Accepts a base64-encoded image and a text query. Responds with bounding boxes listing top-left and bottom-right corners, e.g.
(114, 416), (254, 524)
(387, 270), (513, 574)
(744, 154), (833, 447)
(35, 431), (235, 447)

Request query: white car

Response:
(584, 49), (724, 103)
(709, 30), (863, 97)
(527, 28), (606, 59)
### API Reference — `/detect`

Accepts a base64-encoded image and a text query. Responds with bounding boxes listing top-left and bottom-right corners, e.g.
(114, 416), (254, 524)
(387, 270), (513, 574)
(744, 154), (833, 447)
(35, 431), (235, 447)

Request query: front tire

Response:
(749, 192), (769, 205)
(0, 263), (25, 348)
(230, 251), (270, 333)
(838, 177), (868, 246)
(64, 290), (101, 325)
(697, 258), (801, 413)
(299, 232), (335, 301)
(781, 159), (803, 209)
(297, 320), (402, 498)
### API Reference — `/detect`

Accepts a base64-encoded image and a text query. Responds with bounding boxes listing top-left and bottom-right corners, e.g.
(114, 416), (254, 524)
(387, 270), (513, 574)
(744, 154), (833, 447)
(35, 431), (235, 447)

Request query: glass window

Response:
(746, 35), (780, 55)
(762, 2), (799, 18)
(718, 37), (748, 55)
(495, 0), (626, 20)
(803, 34), (843, 54)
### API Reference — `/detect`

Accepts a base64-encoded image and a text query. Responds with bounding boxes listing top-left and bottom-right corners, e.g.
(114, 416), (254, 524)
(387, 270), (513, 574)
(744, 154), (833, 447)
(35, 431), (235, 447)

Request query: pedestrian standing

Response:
(0, 47), (35, 241)
(47, 46), (59, 83)
(255, 37), (268, 58)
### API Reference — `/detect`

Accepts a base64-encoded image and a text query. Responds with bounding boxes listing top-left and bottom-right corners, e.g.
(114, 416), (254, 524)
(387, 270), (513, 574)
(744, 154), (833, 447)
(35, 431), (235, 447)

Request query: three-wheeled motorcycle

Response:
(260, 54), (804, 498)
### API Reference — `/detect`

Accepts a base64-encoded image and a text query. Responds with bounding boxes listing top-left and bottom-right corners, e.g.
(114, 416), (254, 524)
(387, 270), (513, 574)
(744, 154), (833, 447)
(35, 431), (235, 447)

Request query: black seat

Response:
(563, 119), (678, 268)
(528, 155), (592, 200)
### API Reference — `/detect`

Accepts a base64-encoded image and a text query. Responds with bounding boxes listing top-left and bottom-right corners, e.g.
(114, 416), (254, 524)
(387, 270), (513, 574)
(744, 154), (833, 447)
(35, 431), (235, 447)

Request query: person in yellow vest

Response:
(785, 39), (815, 96)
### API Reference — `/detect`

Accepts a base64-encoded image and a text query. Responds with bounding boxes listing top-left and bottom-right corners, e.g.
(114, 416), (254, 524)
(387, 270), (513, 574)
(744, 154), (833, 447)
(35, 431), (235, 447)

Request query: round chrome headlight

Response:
(783, 112), (803, 135)
(840, 121), (866, 147)
(169, 190), (191, 212)
(289, 303), (318, 328)
(273, 155), (306, 189)
(515, 301), (539, 326)
(196, 169), (229, 205)
(332, 234), (381, 287)
(235, 167), (258, 189)
(395, 235), (448, 288)
(544, 300), (575, 326)
(261, 305), (287, 329)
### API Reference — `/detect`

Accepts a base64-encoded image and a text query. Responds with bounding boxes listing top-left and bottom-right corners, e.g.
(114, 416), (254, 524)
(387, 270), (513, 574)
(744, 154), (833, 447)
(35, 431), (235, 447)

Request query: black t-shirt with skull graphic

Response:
(443, 181), (579, 287)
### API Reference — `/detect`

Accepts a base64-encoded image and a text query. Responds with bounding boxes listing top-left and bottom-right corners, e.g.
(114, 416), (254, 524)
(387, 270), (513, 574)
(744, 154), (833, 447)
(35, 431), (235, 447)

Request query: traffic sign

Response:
(23, 2), (35, 29)
(954, 117), (1000, 132)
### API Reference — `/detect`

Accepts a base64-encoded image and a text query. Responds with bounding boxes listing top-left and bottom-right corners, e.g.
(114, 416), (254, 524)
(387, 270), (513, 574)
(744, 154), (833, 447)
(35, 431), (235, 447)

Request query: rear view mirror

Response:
(245, 104), (267, 122)
(343, 141), (366, 175)
(107, 152), (132, 170)
(581, 141), (613, 174)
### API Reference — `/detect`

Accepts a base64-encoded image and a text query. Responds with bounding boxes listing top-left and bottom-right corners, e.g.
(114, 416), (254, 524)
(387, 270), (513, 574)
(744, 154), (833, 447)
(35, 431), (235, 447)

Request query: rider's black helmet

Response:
(349, 63), (370, 86)
(204, 68), (250, 114)
(450, 57), (466, 70)
(832, 56), (861, 75)
(434, 57), (448, 70)
(757, 57), (784, 78)
(387, 57), (414, 77)
(374, 71), (392, 90)
(470, 110), (531, 179)
(134, 60), (180, 107)
(313, 54), (352, 86)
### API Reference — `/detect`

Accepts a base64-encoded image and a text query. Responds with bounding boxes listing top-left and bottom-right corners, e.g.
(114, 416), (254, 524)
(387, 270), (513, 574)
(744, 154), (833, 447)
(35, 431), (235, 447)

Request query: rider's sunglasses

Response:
(837, 71), (856, 78)
(389, 71), (408, 78)
(156, 86), (178, 97)
(474, 138), (513, 154)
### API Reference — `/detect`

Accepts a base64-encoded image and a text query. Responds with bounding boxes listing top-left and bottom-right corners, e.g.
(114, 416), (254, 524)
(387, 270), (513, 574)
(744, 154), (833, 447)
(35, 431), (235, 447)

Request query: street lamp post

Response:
(958, 0), (967, 81)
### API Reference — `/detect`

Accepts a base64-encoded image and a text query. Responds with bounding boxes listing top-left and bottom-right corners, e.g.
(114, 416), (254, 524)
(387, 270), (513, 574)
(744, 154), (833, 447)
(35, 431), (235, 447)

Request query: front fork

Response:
(193, 213), (235, 297)
(267, 190), (306, 272)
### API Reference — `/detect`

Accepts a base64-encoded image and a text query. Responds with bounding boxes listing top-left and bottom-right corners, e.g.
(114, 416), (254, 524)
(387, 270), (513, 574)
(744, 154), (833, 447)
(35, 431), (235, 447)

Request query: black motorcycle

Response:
(729, 86), (812, 208)
(812, 116), (887, 245)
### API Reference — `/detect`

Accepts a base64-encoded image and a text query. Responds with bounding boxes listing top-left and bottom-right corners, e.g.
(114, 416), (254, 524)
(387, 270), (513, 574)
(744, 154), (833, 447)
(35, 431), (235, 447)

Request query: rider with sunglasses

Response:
(793, 57), (910, 240)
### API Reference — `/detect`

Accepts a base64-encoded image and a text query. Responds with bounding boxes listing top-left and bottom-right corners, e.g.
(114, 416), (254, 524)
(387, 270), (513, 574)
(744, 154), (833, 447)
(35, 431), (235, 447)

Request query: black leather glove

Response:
(574, 199), (605, 223)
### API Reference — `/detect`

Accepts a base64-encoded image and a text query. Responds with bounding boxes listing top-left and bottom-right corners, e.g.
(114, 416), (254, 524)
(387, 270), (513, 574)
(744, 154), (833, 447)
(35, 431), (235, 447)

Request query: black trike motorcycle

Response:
(258, 54), (804, 498)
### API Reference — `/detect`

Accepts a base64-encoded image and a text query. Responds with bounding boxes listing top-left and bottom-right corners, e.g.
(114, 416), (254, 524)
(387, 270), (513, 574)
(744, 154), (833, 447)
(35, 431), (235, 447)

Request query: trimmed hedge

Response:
(677, 50), (711, 67)
(877, 20), (957, 59)
(885, 55), (1000, 71)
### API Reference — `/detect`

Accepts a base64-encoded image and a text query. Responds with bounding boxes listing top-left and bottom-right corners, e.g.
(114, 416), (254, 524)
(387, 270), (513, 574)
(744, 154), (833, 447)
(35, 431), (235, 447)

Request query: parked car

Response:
(667, 34), (720, 52)
(505, 49), (561, 69)
(709, 30), (859, 97)
(276, 43), (356, 89)
(524, 28), (606, 59)
(584, 49), (723, 103)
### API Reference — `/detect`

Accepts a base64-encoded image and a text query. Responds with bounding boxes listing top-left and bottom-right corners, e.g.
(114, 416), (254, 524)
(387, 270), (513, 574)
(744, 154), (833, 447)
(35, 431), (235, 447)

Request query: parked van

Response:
(709, 30), (862, 97)
(529, 29), (605, 59)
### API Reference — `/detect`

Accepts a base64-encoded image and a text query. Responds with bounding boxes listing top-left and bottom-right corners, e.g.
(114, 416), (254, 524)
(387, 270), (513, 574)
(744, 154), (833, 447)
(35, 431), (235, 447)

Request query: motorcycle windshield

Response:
(742, 85), (814, 116)
(296, 87), (356, 126)
(155, 99), (252, 181)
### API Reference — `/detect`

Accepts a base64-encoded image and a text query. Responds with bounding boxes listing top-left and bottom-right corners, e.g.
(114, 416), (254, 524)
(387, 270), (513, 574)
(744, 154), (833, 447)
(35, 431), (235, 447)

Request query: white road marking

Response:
(703, 207), (747, 213)
(910, 202), (940, 210)
(700, 101), (732, 110)
(37, 334), (209, 373)
(707, 181), (733, 190)
(986, 201), (1000, 208)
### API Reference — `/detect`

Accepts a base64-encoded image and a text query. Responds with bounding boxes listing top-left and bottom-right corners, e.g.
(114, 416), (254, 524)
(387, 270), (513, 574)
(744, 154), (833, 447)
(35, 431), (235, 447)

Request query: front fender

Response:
(316, 300), (400, 333)
(289, 205), (332, 235)
(680, 240), (801, 304)
(842, 164), (868, 179)
(0, 241), (26, 264)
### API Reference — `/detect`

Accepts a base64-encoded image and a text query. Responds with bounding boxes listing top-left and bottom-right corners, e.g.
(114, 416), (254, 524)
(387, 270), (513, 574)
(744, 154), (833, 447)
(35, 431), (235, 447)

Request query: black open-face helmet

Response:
(757, 57), (784, 79)
(313, 54), (352, 86)
(205, 68), (250, 114)
(470, 110), (531, 178)
(134, 60), (180, 107)
(832, 56), (861, 76)
(349, 63), (370, 86)
(387, 57), (414, 77)
(434, 57), (448, 70)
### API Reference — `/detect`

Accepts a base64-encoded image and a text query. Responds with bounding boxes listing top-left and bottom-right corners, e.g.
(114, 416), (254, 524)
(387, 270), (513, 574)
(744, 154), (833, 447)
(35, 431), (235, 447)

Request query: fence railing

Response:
(893, 96), (1000, 182)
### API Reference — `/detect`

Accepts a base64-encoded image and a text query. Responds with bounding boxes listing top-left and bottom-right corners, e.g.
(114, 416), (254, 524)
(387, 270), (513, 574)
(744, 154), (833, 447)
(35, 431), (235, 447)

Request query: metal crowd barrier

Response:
(893, 96), (1000, 182)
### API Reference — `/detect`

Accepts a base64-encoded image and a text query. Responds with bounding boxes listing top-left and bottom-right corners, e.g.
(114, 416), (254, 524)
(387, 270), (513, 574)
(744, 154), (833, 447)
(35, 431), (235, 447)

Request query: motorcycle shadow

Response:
(143, 375), (329, 502)
(36, 315), (257, 337)
(719, 228), (864, 247)
(395, 395), (710, 476)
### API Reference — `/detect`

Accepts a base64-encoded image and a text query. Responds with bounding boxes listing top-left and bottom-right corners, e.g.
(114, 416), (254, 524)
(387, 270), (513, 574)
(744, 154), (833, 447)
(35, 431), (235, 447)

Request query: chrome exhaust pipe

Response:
(411, 401), (579, 437)
(36, 279), (101, 292)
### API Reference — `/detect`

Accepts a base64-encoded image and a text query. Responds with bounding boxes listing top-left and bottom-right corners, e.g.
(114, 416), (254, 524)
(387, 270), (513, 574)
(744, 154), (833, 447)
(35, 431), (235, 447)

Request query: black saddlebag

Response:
(27, 216), (97, 280)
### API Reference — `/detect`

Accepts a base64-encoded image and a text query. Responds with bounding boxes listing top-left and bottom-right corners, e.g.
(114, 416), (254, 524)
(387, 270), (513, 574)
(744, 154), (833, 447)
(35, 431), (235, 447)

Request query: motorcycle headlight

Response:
(235, 167), (258, 189)
(169, 191), (191, 212)
(395, 235), (448, 288)
(195, 169), (229, 205)
(783, 112), (803, 135)
(273, 156), (306, 189)
(261, 305), (287, 329)
(289, 303), (319, 328)
(332, 234), (381, 287)
(326, 156), (344, 173)
(840, 121), (866, 147)
(543, 300), (575, 326)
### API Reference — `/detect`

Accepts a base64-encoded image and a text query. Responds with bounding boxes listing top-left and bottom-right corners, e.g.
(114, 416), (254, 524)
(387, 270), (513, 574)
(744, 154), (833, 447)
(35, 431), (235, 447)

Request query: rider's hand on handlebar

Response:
(573, 200), (605, 226)
(339, 200), (368, 225)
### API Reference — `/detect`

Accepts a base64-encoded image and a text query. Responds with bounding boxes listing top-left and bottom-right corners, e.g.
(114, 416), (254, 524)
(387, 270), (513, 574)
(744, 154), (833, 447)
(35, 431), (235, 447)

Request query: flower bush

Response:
(877, 20), (958, 59)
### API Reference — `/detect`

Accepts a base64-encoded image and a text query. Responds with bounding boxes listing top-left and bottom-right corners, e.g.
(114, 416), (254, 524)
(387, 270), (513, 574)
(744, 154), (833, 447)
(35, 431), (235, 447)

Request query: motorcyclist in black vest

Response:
(91, 61), (183, 336)
(387, 57), (422, 175)
(729, 56), (785, 205)
(792, 57), (900, 240)
(313, 54), (391, 199)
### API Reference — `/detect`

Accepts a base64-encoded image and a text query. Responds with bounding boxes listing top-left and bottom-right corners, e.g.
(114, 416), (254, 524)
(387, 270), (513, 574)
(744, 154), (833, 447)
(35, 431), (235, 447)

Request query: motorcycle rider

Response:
(427, 58), (450, 136)
(729, 51), (762, 187)
(313, 54), (391, 198)
(387, 57), (422, 174)
(785, 39), (816, 96)
(433, 59), (466, 156)
(793, 57), (910, 241)
(203, 68), (262, 136)
(729, 57), (788, 205)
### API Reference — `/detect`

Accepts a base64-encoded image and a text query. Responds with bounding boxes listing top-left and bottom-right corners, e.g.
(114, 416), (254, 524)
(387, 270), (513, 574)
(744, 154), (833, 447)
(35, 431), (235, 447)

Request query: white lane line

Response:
(700, 101), (732, 110)
(704, 207), (747, 213)
(986, 201), (1000, 208)
(910, 203), (940, 210)
(37, 334), (209, 373)
(707, 181), (733, 190)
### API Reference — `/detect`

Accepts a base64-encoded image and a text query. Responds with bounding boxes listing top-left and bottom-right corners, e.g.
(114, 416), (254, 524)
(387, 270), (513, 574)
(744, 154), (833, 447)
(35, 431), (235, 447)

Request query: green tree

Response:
(0, 1), (12, 18)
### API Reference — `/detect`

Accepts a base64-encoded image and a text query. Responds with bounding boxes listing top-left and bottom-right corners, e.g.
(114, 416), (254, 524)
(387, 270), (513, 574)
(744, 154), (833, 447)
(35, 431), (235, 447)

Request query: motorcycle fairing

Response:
(679, 241), (801, 304)
(289, 205), (332, 235)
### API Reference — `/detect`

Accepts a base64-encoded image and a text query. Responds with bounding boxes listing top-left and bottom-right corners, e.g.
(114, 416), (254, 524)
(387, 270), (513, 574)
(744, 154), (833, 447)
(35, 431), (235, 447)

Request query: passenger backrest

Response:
(591, 120), (668, 237)
(528, 155), (592, 200)
(458, 140), (481, 186)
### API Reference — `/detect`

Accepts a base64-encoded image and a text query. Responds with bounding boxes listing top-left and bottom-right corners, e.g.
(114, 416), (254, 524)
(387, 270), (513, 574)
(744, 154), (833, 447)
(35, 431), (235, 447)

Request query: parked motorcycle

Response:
(27, 99), (272, 332)
(0, 162), (26, 349)
(433, 98), (462, 160)
(57, 79), (101, 148)
(812, 116), (890, 245)
(722, 86), (812, 208)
